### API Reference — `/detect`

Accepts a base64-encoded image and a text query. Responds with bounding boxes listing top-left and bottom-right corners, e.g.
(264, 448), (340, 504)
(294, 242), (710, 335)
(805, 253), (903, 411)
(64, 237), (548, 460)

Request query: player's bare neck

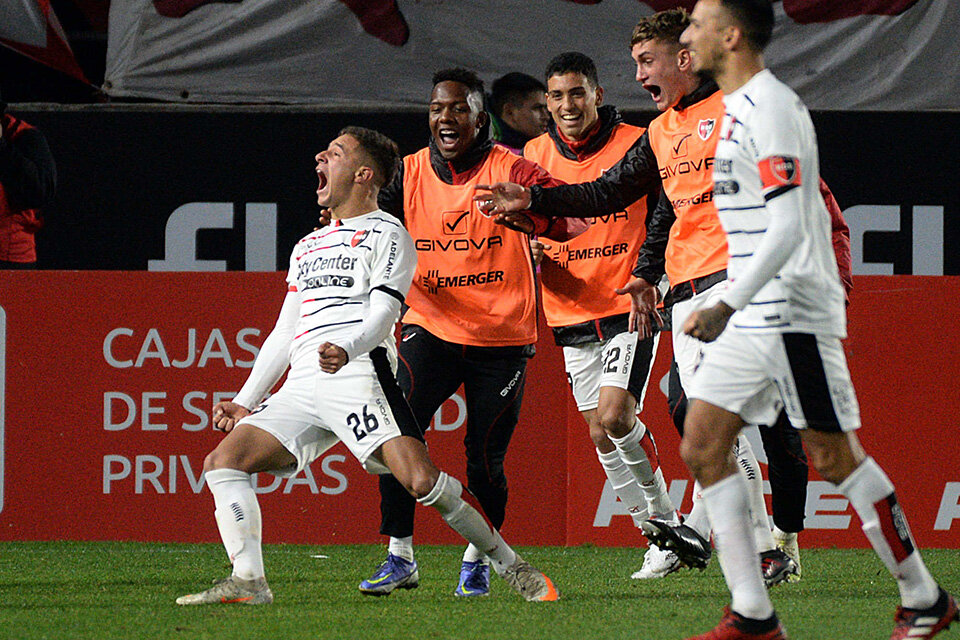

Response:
(330, 192), (379, 221)
(716, 53), (765, 95)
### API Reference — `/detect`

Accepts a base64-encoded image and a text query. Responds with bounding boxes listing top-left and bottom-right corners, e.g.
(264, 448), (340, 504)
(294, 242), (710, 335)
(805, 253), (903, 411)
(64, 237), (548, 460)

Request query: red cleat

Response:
(685, 607), (787, 640)
(890, 588), (959, 640)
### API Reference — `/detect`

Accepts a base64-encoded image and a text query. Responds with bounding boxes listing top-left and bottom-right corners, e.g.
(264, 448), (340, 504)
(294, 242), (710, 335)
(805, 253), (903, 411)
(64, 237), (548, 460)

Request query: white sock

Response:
(462, 544), (488, 564)
(610, 419), (676, 521)
(419, 472), (517, 574)
(684, 482), (712, 539)
(388, 536), (414, 562)
(597, 448), (648, 527)
(839, 457), (938, 609)
(206, 468), (264, 581)
(701, 473), (774, 621)
(772, 526), (796, 546)
(734, 434), (776, 553)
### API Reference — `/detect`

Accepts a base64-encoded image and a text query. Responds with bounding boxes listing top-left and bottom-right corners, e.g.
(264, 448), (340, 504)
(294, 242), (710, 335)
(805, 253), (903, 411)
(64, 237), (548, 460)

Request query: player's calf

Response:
(418, 471), (558, 602)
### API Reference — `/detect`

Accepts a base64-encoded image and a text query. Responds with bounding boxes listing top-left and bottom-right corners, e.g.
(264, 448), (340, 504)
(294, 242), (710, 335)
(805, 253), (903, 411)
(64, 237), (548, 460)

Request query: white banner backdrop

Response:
(104, 0), (960, 110)
(1, 0), (88, 83)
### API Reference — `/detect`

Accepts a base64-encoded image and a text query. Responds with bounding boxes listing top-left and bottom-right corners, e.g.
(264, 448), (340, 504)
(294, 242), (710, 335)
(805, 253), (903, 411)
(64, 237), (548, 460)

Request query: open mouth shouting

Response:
(436, 127), (461, 154)
(316, 165), (329, 203)
(644, 83), (666, 109)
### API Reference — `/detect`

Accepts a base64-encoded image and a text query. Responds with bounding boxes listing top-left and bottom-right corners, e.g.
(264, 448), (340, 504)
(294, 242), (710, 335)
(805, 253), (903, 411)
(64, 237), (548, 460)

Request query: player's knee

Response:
(806, 443), (856, 485)
(599, 407), (634, 439)
(803, 431), (862, 484)
(679, 437), (705, 475)
(402, 467), (440, 500)
(467, 455), (506, 484)
(203, 448), (233, 473)
(203, 441), (255, 474)
(465, 469), (506, 501)
(679, 432), (723, 479)
(589, 423), (611, 449)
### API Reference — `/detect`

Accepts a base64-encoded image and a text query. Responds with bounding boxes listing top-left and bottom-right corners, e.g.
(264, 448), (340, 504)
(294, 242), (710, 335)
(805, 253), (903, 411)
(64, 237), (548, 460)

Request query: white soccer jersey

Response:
(713, 69), (846, 337)
(286, 210), (416, 362)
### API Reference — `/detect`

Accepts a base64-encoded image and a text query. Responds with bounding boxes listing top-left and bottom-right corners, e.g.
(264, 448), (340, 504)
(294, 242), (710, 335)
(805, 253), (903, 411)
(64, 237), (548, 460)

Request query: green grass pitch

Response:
(0, 542), (957, 639)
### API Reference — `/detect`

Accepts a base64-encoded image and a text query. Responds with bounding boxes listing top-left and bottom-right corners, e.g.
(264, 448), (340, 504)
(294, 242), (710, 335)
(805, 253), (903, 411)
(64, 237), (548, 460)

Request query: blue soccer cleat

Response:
(454, 560), (490, 597)
(358, 553), (419, 596)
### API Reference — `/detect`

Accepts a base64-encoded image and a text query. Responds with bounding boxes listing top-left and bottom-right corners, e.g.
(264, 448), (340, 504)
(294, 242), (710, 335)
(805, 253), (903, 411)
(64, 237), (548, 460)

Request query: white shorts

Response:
(238, 346), (414, 476)
(562, 330), (659, 412)
(686, 326), (861, 431)
(671, 280), (729, 390)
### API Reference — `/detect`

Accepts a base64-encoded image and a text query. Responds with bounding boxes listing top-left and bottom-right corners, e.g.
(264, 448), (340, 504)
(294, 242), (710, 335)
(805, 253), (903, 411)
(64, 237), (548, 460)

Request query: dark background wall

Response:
(12, 106), (959, 274)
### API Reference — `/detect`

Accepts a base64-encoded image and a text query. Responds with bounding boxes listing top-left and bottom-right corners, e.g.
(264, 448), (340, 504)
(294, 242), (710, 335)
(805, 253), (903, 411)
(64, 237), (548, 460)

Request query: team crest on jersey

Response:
(697, 118), (716, 141)
(351, 229), (370, 247)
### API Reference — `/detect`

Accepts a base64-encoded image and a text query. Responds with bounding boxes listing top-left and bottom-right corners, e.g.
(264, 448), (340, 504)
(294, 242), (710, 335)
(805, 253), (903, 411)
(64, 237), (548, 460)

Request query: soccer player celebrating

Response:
(522, 51), (682, 579)
(475, 8), (802, 585)
(176, 126), (557, 606)
(676, 1), (957, 638)
(358, 69), (585, 598)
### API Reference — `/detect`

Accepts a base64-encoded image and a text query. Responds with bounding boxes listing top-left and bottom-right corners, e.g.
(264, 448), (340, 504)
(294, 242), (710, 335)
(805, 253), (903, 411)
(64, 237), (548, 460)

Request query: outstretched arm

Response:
(498, 156), (588, 242)
(475, 131), (660, 221)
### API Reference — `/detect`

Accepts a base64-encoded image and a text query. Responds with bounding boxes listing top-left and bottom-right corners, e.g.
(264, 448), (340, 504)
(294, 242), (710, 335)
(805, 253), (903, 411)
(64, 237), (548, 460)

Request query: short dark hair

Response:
(489, 72), (546, 118)
(544, 52), (599, 87)
(720, 0), (774, 52)
(630, 8), (689, 47)
(432, 68), (485, 113)
(338, 126), (400, 188)
(433, 68), (484, 96)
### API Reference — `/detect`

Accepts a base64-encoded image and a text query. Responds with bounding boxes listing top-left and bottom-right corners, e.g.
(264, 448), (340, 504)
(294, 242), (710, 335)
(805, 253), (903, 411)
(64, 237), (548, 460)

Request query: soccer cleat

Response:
(641, 518), (712, 570)
(499, 555), (558, 602)
(760, 549), (799, 588)
(890, 588), (959, 640)
(176, 575), (274, 605)
(454, 560), (490, 597)
(772, 528), (801, 582)
(684, 607), (788, 640)
(631, 543), (681, 579)
(358, 553), (419, 596)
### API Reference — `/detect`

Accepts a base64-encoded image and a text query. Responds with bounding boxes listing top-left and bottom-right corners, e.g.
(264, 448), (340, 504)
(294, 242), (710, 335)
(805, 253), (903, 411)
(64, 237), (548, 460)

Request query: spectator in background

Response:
(0, 91), (56, 269)
(489, 72), (550, 154)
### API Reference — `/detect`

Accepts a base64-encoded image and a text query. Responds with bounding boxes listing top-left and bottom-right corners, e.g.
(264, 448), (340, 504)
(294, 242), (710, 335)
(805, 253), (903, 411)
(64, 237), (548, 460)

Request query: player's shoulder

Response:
(502, 147), (546, 180)
(294, 226), (328, 248)
(289, 226), (333, 263)
(614, 121), (644, 135)
(523, 132), (552, 159)
(401, 146), (431, 173)
(367, 210), (414, 246)
(610, 121), (645, 144)
(731, 71), (803, 133)
(366, 209), (405, 230)
(742, 70), (800, 109)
